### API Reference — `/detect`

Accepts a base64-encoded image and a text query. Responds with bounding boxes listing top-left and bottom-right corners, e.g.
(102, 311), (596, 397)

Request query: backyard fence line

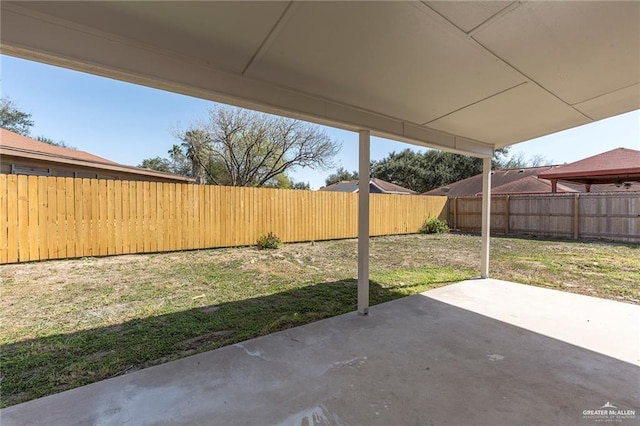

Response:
(449, 193), (640, 243)
(0, 175), (447, 264)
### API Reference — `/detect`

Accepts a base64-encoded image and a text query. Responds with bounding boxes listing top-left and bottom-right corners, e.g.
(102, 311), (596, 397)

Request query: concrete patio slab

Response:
(2, 279), (638, 425)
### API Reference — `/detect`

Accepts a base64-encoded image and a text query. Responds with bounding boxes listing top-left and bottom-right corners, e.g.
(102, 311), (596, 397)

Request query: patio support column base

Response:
(480, 156), (492, 279)
(358, 130), (370, 315)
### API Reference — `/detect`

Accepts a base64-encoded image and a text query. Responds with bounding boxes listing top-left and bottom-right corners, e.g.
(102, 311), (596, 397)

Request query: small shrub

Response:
(419, 217), (449, 234)
(256, 232), (281, 249)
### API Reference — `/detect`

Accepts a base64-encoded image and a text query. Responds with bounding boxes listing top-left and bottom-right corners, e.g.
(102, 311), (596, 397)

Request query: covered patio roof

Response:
(2, 1), (638, 156)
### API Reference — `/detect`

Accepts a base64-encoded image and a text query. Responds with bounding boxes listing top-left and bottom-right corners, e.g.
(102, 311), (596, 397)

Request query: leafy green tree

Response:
(178, 129), (212, 184)
(372, 150), (433, 192)
(370, 147), (552, 193)
(139, 157), (172, 173)
(370, 149), (485, 193)
(291, 181), (311, 190)
(263, 174), (293, 189)
(168, 144), (192, 176)
(325, 167), (358, 186)
(371, 148), (524, 193)
(139, 144), (199, 177)
(0, 97), (34, 136)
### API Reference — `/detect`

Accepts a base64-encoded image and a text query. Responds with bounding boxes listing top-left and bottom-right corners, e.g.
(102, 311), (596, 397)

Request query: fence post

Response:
(573, 194), (580, 240)
(505, 195), (510, 234)
(453, 197), (458, 231)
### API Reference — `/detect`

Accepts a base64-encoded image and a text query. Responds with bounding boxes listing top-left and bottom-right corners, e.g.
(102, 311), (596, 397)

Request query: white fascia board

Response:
(1, 5), (495, 158)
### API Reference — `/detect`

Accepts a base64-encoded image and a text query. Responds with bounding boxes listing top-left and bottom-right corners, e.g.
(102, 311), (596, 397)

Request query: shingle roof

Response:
(370, 178), (416, 194)
(424, 161), (640, 196)
(423, 166), (555, 196)
(0, 128), (195, 182)
(321, 180), (360, 192)
(537, 148), (640, 180)
(320, 178), (415, 194)
(1, 128), (119, 165)
(488, 176), (577, 195)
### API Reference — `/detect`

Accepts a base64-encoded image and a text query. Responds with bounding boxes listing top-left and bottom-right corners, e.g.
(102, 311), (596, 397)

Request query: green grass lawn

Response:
(1, 233), (638, 407)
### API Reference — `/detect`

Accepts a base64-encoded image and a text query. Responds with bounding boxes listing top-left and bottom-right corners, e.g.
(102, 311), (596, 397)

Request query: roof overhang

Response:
(1, 147), (196, 183)
(1, 1), (638, 158)
(556, 173), (640, 186)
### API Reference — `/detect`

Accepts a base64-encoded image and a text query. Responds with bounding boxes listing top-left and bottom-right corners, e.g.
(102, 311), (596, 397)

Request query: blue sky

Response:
(2, 55), (638, 189)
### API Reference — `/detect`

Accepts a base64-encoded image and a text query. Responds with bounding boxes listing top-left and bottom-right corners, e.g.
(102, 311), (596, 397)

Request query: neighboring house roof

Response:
(370, 178), (416, 194)
(1, 128), (120, 165)
(424, 162), (640, 197)
(321, 180), (361, 193)
(0, 128), (195, 183)
(424, 166), (555, 197)
(486, 176), (577, 195)
(320, 178), (416, 194)
(537, 148), (640, 185)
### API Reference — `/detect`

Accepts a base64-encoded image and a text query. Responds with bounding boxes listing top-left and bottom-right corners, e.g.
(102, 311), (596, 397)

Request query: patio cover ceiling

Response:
(2, 1), (638, 158)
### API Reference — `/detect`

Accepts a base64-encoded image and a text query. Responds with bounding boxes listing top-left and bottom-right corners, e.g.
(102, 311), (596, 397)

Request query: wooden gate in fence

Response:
(0, 175), (447, 264)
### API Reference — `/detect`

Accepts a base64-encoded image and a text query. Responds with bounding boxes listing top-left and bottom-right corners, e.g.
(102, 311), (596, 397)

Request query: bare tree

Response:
(176, 107), (340, 187)
(0, 97), (34, 136)
(529, 154), (552, 167)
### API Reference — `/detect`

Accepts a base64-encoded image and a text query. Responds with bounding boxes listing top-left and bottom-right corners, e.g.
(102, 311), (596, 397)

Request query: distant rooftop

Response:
(320, 178), (416, 194)
(488, 175), (577, 195)
(424, 160), (640, 197)
(424, 166), (555, 197)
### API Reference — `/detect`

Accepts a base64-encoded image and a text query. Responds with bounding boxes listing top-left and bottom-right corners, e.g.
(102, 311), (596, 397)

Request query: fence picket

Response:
(83, 179), (93, 256)
(63, 178), (75, 258)
(73, 178), (84, 257)
(113, 180), (122, 255)
(27, 176), (40, 261)
(16, 176), (29, 262)
(0, 176), (7, 263)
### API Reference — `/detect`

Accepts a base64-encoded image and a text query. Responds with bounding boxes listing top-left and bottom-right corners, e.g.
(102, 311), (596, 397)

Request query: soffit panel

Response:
(11, 1), (289, 74)
(574, 84), (640, 121)
(247, 1), (525, 125)
(0, 5), (494, 157)
(2, 1), (638, 153)
(473, 1), (640, 105)
(427, 83), (591, 147)
(425, 1), (515, 33)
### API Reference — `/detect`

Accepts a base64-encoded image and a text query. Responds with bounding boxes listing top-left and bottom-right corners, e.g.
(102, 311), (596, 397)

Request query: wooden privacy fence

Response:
(0, 175), (447, 264)
(449, 193), (640, 243)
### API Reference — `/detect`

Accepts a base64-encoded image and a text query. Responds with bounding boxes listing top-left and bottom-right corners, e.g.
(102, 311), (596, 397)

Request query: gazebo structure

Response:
(2, 1), (638, 315)
(538, 148), (640, 193)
